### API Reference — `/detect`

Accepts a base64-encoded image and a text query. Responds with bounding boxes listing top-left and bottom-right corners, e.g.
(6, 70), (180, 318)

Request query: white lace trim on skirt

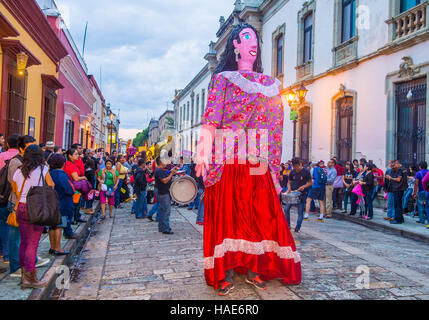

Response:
(204, 238), (301, 270)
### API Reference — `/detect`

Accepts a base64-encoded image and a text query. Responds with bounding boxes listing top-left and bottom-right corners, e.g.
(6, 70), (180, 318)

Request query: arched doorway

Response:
(335, 96), (354, 163)
(299, 106), (311, 163)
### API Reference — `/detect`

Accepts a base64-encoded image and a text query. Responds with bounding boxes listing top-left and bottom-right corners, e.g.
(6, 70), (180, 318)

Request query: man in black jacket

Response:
(134, 159), (148, 219)
(385, 160), (408, 224)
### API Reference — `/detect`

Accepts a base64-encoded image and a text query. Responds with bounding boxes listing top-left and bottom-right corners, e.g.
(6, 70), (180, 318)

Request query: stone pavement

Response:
(61, 202), (429, 300)
(332, 206), (429, 244)
(0, 221), (84, 300)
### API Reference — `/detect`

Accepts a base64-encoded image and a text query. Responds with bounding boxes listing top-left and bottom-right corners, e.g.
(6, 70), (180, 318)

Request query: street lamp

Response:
(296, 82), (308, 103)
(17, 52), (28, 76)
(282, 82), (308, 159)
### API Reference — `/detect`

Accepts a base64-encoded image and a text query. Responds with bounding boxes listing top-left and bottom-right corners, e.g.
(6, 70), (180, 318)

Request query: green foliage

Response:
(166, 116), (174, 129)
(132, 127), (149, 147)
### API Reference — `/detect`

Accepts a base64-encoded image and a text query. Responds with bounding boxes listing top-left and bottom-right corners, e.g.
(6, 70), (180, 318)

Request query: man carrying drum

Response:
(283, 158), (313, 233)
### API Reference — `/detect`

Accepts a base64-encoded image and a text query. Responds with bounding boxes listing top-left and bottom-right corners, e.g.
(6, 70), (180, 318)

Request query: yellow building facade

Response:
(0, 0), (66, 142)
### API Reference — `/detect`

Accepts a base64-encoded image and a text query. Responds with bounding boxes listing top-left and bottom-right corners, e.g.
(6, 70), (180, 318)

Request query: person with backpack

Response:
(11, 145), (55, 289)
(0, 134), (20, 264)
(305, 160), (328, 222)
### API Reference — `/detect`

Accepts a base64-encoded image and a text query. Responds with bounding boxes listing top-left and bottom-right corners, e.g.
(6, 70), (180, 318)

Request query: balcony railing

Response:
(392, 2), (427, 40)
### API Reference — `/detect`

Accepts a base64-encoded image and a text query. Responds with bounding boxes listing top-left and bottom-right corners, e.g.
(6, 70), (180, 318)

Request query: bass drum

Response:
(170, 176), (198, 205)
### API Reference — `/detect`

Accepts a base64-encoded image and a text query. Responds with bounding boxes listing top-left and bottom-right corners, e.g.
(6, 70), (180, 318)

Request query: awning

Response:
(0, 39), (41, 67)
(41, 74), (64, 90)
(0, 11), (19, 38)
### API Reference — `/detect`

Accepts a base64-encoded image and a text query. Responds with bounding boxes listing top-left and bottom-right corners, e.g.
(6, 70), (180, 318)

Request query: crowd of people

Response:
(280, 157), (429, 233)
(0, 132), (207, 289)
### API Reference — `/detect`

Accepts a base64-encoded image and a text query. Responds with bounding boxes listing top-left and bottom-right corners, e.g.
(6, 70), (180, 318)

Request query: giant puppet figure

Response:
(196, 23), (301, 296)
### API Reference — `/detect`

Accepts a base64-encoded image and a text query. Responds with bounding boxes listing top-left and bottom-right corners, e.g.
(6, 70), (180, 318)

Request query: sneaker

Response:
(218, 281), (234, 296)
(35, 257), (50, 268)
(304, 213), (309, 219)
(10, 269), (22, 278)
(426, 225), (429, 229)
(147, 215), (154, 221)
(317, 218), (324, 223)
(245, 275), (267, 290)
(294, 228), (300, 233)
(384, 217), (390, 221)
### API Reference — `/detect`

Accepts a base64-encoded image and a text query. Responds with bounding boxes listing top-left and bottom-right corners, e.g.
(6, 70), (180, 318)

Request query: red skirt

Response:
(203, 162), (302, 290)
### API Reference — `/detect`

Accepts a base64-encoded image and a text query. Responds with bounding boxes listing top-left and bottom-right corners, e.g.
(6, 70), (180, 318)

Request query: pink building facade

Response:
(46, 14), (96, 149)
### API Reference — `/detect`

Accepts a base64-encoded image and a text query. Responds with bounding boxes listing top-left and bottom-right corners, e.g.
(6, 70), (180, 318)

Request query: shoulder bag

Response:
(6, 178), (27, 227)
(26, 166), (61, 227)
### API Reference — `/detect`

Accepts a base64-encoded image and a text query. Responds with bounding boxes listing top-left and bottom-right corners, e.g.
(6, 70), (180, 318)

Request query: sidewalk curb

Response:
(27, 213), (99, 300)
(332, 211), (429, 245)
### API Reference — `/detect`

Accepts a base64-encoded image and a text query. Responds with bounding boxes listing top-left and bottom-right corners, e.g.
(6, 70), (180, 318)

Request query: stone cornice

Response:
(0, 0), (67, 64)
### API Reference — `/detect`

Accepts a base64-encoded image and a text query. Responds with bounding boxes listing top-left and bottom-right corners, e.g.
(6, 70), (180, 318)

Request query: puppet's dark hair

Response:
(211, 23), (262, 83)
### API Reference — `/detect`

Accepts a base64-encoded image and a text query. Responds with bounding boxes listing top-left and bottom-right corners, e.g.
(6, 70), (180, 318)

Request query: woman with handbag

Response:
(11, 145), (55, 289)
(98, 159), (119, 221)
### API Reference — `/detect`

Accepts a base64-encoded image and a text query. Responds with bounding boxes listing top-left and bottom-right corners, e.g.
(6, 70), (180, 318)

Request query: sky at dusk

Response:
(55, 0), (234, 140)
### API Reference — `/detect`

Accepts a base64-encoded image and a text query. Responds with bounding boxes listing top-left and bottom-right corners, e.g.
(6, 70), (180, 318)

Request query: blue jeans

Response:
(387, 192), (395, 219)
(284, 194), (307, 231)
(417, 191), (428, 223)
(85, 198), (94, 209)
(64, 208), (74, 237)
(343, 188), (350, 211)
(148, 188), (160, 220)
(189, 188), (203, 210)
(371, 185), (382, 202)
(196, 195), (204, 223)
(0, 205), (10, 260)
(425, 192), (429, 224)
(349, 193), (358, 215)
(8, 226), (20, 274)
(135, 191), (147, 218)
(393, 191), (405, 223)
(115, 179), (123, 207)
(364, 192), (374, 218)
(189, 189), (201, 210)
(402, 188), (413, 210)
(6, 202), (20, 273)
(158, 193), (171, 233)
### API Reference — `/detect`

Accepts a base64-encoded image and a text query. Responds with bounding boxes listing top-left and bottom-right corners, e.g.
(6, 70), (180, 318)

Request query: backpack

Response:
(26, 166), (61, 227)
(0, 155), (23, 206)
(313, 167), (327, 186)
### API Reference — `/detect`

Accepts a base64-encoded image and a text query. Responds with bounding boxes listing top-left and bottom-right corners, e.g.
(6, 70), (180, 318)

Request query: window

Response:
(196, 94), (200, 123)
(303, 13), (313, 63)
(201, 89), (206, 120)
(335, 96), (354, 163)
(64, 119), (74, 150)
(276, 35), (284, 76)
(187, 102), (190, 122)
(42, 90), (57, 142)
(341, 0), (356, 43)
(6, 72), (26, 137)
(400, 0), (423, 13)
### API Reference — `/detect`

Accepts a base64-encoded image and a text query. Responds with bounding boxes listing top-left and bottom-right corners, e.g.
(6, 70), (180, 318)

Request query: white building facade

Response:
(174, 0), (429, 169)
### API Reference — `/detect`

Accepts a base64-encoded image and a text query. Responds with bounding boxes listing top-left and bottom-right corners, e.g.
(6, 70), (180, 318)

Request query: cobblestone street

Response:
(61, 202), (429, 300)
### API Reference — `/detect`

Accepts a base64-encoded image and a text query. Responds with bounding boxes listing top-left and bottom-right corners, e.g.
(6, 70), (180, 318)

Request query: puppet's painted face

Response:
(233, 28), (258, 69)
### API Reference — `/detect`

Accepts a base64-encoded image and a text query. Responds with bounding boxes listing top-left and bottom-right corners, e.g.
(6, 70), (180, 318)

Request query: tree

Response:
(132, 127), (149, 147)
(166, 116), (175, 129)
